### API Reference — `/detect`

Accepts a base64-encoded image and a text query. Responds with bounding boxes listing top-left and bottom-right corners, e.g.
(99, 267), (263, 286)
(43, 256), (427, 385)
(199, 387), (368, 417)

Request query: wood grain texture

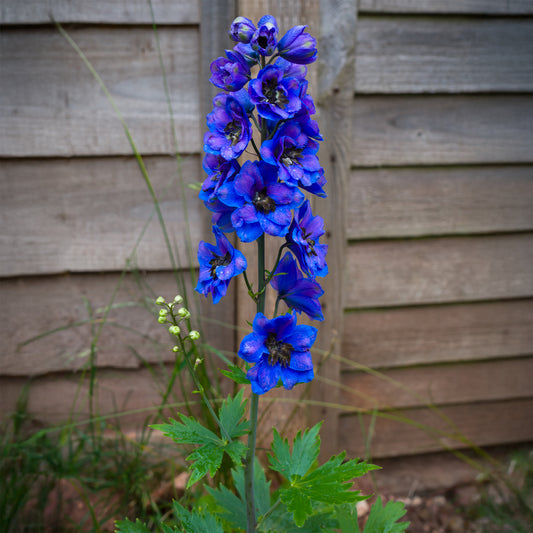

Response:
(345, 234), (533, 308)
(352, 95), (533, 167)
(0, 365), (190, 428)
(0, 156), (204, 276)
(341, 357), (533, 409)
(0, 272), (236, 377)
(342, 300), (533, 369)
(0, 0), (200, 24)
(347, 166), (533, 239)
(355, 18), (533, 93)
(339, 398), (533, 458)
(0, 27), (201, 157)
(358, 0), (533, 15)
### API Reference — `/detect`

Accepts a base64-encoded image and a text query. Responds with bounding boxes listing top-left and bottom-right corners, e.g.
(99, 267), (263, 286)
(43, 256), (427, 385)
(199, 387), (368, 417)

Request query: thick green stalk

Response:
(245, 233), (266, 532)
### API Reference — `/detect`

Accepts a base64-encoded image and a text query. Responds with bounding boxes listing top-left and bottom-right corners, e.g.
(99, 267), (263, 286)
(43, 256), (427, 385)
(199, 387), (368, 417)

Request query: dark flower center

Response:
(281, 147), (303, 167)
(257, 35), (268, 50)
(302, 230), (317, 256)
(265, 332), (293, 368)
(209, 251), (232, 278)
(253, 188), (276, 214)
(224, 121), (242, 145)
(263, 78), (289, 108)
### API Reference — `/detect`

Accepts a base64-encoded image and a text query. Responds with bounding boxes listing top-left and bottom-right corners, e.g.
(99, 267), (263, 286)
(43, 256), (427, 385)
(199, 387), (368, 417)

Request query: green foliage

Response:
(362, 497), (409, 533)
(219, 364), (251, 385)
(152, 390), (249, 488)
(115, 518), (152, 533)
(268, 423), (380, 527)
(172, 501), (225, 533)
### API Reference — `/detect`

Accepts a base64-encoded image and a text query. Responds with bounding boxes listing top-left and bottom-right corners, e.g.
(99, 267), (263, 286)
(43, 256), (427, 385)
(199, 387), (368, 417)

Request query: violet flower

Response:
(239, 312), (316, 394)
(277, 25), (318, 64)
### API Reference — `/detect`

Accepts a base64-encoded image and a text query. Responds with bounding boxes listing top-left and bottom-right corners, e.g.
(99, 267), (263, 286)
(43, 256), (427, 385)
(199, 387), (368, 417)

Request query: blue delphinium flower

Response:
(195, 226), (247, 303)
(204, 92), (252, 161)
(199, 154), (240, 203)
(260, 121), (322, 189)
(277, 25), (318, 64)
(286, 200), (328, 278)
(229, 16), (255, 43)
(217, 160), (304, 242)
(248, 65), (302, 121)
(250, 15), (278, 56)
(239, 312), (316, 394)
(209, 49), (250, 92)
(271, 252), (324, 321)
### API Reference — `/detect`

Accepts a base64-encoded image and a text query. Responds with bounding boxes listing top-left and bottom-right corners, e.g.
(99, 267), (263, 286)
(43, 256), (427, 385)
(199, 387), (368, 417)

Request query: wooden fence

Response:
(1, 0), (532, 464)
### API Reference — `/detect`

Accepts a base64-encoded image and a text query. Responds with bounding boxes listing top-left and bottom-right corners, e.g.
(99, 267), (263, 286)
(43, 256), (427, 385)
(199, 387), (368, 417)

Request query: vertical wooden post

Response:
(311, 0), (356, 458)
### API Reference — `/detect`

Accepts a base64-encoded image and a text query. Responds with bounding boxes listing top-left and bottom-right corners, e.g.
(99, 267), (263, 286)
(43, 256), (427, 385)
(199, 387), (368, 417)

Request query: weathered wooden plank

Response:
(347, 166), (533, 239)
(345, 234), (533, 308)
(0, 365), (190, 428)
(0, 0), (200, 24)
(342, 300), (533, 368)
(0, 27), (201, 157)
(0, 156), (205, 276)
(355, 18), (533, 93)
(352, 96), (533, 166)
(358, 0), (533, 15)
(0, 272), (237, 377)
(341, 357), (533, 409)
(339, 398), (533, 458)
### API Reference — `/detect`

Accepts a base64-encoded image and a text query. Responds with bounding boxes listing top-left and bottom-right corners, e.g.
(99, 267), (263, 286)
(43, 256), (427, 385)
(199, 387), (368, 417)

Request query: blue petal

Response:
(239, 332), (267, 362)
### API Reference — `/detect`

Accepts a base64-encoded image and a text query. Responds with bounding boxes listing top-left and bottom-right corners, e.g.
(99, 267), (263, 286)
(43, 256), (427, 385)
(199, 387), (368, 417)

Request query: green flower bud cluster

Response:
(155, 295), (201, 347)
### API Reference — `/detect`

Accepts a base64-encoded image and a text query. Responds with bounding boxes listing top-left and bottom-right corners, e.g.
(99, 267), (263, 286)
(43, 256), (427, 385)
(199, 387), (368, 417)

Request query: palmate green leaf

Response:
(151, 392), (249, 487)
(114, 518), (151, 533)
(268, 423), (322, 481)
(220, 364), (250, 385)
(152, 416), (220, 447)
(172, 501), (224, 533)
(279, 452), (380, 527)
(218, 389), (249, 439)
(363, 497), (409, 533)
(234, 459), (271, 517)
(206, 484), (246, 530)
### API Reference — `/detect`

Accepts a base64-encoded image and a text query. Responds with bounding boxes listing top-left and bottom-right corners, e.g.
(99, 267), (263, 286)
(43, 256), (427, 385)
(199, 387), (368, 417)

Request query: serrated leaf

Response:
(279, 453), (378, 527)
(233, 458), (271, 517)
(269, 423), (321, 481)
(172, 501), (224, 533)
(186, 445), (224, 487)
(114, 518), (151, 533)
(363, 497), (409, 533)
(206, 484), (247, 530)
(223, 440), (247, 466)
(218, 389), (249, 439)
(220, 364), (251, 384)
(152, 415), (221, 447)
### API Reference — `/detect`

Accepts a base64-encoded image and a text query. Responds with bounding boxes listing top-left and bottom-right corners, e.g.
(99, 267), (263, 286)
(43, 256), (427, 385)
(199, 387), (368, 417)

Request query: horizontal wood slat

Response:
(0, 365), (190, 428)
(0, 27), (201, 157)
(0, 0), (200, 24)
(339, 398), (533, 458)
(358, 0), (533, 15)
(342, 300), (533, 368)
(345, 234), (533, 308)
(352, 96), (533, 167)
(347, 166), (533, 239)
(341, 357), (533, 409)
(0, 272), (236, 377)
(0, 156), (204, 276)
(356, 18), (533, 93)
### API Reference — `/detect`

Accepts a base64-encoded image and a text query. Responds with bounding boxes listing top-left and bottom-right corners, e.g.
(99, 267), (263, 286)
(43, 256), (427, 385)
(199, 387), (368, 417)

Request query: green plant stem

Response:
(245, 233), (266, 532)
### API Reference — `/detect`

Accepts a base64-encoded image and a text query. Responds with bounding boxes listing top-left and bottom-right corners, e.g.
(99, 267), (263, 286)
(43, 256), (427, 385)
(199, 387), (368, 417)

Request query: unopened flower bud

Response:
(156, 296), (165, 305)
(189, 330), (200, 340)
(177, 307), (190, 319)
(173, 295), (183, 304)
(159, 308), (168, 316)
(157, 316), (167, 324)
(169, 325), (181, 336)
(194, 358), (203, 369)
(172, 346), (179, 353)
